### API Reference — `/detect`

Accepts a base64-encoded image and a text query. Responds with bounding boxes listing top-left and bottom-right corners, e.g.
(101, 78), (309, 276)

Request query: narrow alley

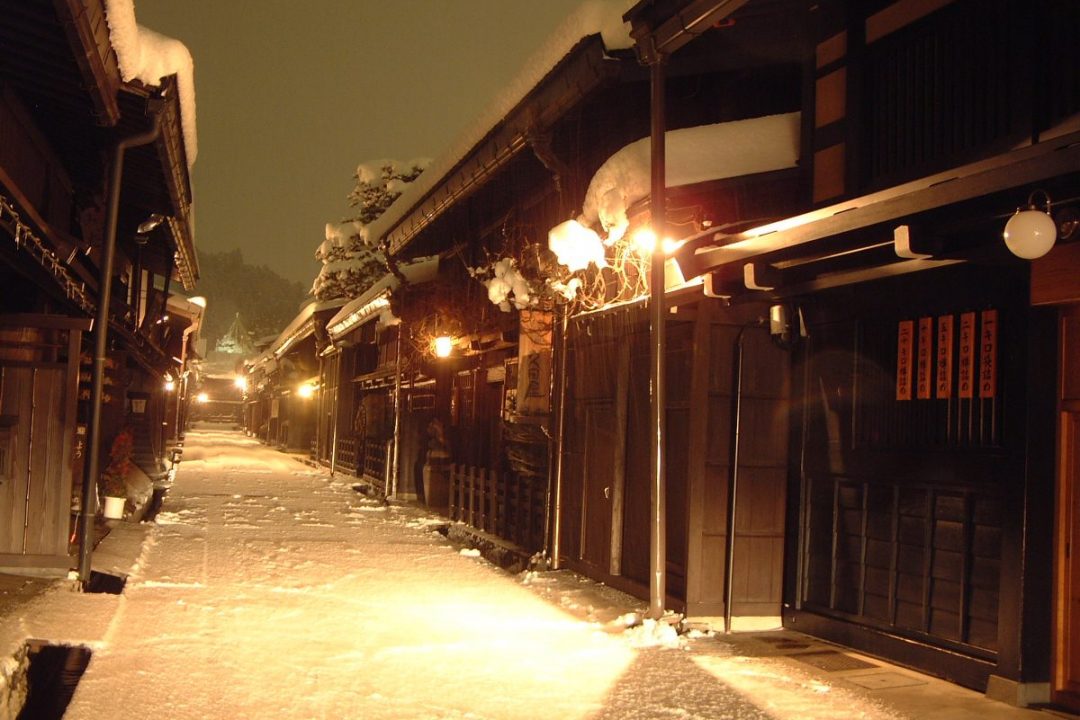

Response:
(0, 427), (1033, 719)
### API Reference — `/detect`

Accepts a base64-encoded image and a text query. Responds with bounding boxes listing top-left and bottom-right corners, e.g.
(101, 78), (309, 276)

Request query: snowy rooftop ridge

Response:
(365, 0), (637, 251)
(104, 0), (198, 167)
(580, 112), (802, 237)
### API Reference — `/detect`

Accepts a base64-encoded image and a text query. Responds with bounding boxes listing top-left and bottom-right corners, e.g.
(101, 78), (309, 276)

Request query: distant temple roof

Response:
(215, 312), (254, 355)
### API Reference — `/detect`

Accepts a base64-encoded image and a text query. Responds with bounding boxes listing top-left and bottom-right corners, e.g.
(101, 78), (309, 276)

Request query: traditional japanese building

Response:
(0, 0), (200, 573)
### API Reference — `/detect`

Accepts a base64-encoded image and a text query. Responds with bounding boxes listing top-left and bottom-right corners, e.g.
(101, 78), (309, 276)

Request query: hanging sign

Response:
(516, 309), (553, 416)
(917, 317), (933, 400)
(896, 320), (914, 401)
(936, 315), (954, 399)
(979, 309), (998, 399)
(958, 312), (976, 398)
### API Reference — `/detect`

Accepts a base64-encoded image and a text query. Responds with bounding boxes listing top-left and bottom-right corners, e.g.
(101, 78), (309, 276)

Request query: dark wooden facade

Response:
(628, 0), (1080, 705)
(0, 0), (200, 570)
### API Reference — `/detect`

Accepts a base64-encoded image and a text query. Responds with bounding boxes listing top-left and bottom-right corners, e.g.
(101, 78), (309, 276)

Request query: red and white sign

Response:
(979, 309), (997, 399)
(917, 317), (933, 400)
(936, 315), (954, 399)
(958, 312), (976, 399)
(896, 320), (914, 401)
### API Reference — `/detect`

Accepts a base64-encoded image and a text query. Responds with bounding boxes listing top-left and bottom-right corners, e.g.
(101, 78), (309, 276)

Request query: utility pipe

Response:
(544, 303), (569, 569)
(389, 321), (403, 498)
(78, 116), (161, 585)
(647, 50), (668, 620)
(724, 325), (749, 633)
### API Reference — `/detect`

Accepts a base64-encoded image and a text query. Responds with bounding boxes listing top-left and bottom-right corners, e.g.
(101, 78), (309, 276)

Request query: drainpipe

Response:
(78, 115), (162, 585)
(647, 48), (668, 621)
(389, 321), (403, 498)
(544, 303), (569, 569)
(724, 326), (749, 633)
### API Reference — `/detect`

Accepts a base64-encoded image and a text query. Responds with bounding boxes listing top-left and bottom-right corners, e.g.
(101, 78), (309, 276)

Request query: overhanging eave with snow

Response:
(271, 298), (347, 359)
(372, 18), (635, 257)
(326, 255), (440, 340)
(674, 129), (1080, 299)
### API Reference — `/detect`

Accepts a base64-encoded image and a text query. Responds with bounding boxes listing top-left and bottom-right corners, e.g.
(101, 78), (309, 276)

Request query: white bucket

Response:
(102, 495), (126, 520)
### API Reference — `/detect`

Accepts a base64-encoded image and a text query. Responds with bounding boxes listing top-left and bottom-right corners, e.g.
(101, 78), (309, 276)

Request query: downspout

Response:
(545, 302), (570, 569)
(647, 47), (668, 620)
(389, 320), (403, 499)
(79, 114), (162, 585)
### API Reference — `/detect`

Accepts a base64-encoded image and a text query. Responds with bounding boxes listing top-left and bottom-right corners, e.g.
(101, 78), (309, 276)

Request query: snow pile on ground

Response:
(104, 0), (197, 166)
(624, 618), (683, 649)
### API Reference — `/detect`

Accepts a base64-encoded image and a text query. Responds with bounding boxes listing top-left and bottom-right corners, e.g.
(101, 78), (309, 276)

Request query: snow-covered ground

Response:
(1, 428), (1040, 719)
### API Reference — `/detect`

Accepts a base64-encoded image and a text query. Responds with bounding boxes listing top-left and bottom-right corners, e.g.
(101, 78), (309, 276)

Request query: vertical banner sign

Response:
(979, 309), (998, 398)
(936, 315), (954, 399)
(896, 320), (914, 401)
(917, 317), (933, 399)
(517, 309), (553, 415)
(958, 312), (976, 398)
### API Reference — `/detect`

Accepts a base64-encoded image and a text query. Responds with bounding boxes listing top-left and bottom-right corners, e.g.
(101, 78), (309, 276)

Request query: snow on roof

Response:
(580, 112), (802, 238)
(366, 0), (636, 249)
(326, 255), (440, 339)
(104, 0), (198, 167)
(268, 297), (348, 359)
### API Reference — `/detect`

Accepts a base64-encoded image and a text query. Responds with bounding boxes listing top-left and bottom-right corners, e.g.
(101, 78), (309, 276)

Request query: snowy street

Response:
(4, 427), (1021, 719)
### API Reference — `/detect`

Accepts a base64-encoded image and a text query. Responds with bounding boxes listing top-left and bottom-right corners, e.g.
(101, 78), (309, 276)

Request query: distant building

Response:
(215, 313), (255, 355)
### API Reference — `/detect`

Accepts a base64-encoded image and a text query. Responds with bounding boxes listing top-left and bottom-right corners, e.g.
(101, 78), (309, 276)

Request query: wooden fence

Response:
(448, 464), (546, 552)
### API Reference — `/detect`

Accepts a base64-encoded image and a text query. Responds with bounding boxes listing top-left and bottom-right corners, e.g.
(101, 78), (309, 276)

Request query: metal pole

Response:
(79, 116), (161, 584)
(389, 322), (403, 498)
(647, 52), (668, 620)
(724, 327), (747, 633)
(545, 303), (569, 569)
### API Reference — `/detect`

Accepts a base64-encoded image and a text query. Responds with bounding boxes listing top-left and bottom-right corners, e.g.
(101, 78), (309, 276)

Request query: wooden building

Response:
(624, 0), (1080, 708)
(0, 0), (199, 571)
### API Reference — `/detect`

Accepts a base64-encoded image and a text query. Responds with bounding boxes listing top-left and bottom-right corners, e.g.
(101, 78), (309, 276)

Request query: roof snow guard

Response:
(675, 129), (1080, 297)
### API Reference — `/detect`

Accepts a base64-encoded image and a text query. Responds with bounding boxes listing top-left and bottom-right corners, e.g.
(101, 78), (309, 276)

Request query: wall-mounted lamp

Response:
(164, 380), (176, 392)
(195, 392), (209, 404)
(135, 214), (166, 245)
(234, 376), (248, 392)
(1003, 190), (1057, 259)
(297, 383), (316, 399)
(432, 335), (454, 358)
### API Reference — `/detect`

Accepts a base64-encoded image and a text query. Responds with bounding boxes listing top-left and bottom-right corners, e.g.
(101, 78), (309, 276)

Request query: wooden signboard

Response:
(516, 309), (553, 416)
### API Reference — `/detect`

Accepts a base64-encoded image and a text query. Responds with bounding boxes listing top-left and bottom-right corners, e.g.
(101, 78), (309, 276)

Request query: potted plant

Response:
(99, 428), (133, 519)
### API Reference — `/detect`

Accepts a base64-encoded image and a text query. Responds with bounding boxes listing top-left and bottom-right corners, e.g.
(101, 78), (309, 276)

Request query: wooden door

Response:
(0, 366), (70, 562)
(1055, 308), (1080, 711)
(580, 401), (615, 570)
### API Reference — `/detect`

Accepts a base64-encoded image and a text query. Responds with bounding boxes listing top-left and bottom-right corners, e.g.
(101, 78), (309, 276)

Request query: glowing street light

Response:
(234, 376), (248, 391)
(164, 380), (176, 392)
(196, 392), (209, 404)
(297, 383), (316, 399)
(432, 335), (454, 358)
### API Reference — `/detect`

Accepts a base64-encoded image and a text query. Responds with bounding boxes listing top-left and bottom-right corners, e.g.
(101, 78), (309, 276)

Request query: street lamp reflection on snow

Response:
(432, 335), (454, 358)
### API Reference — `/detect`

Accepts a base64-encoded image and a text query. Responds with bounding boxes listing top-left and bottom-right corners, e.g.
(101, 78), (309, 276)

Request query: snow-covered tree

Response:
(346, 158), (428, 224)
(311, 157), (430, 301)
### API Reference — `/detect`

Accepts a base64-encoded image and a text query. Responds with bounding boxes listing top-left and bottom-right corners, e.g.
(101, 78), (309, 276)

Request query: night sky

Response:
(134, 0), (586, 288)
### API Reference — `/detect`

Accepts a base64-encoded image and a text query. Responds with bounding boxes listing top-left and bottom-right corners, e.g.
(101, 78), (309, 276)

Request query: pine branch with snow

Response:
(346, 158), (430, 226)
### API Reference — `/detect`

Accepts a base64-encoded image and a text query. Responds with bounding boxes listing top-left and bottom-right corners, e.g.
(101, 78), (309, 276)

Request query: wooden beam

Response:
(608, 339), (630, 576)
(683, 297), (715, 614)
